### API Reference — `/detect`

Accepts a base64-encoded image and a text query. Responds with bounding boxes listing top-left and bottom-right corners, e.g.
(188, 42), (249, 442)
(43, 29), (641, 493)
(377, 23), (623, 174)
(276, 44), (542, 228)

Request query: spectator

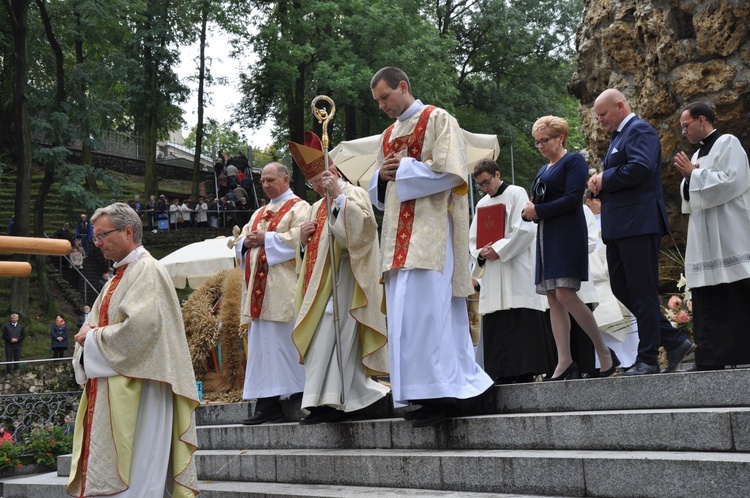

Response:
(98, 273), (110, 292)
(169, 198), (181, 229)
(107, 267), (115, 280)
(179, 199), (192, 227)
(51, 314), (69, 358)
(63, 415), (74, 436)
(75, 214), (91, 257)
(70, 246), (84, 289)
(130, 195), (144, 218)
(7, 215), (14, 236)
(52, 222), (75, 244)
(11, 421), (24, 443)
(3, 313), (25, 374)
(77, 305), (92, 329)
(0, 426), (12, 444)
(146, 195), (158, 230)
(195, 197), (208, 227)
(233, 185), (249, 205)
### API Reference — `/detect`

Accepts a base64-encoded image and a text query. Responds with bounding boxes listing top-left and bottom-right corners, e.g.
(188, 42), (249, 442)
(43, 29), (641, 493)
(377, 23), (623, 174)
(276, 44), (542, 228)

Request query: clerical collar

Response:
(270, 189), (294, 204)
(699, 129), (718, 146)
(490, 181), (509, 198)
(397, 99), (424, 122)
(114, 245), (146, 268)
(616, 113), (636, 132)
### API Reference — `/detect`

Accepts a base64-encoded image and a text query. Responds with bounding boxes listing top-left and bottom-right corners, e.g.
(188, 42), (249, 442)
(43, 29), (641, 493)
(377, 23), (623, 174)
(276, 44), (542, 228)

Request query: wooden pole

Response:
(0, 235), (71, 256)
(0, 261), (32, 277)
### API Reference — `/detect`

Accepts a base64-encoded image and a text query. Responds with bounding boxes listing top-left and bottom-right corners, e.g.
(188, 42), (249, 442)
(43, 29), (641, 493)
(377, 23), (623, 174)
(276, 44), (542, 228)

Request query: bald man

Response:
(588, 89), (694, 376)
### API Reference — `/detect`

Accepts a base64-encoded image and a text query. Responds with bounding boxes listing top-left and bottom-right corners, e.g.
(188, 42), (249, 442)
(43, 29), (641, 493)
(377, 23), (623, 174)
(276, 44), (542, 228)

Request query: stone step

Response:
(194, 448), (750, 498)
(194, 369), (750, 428)
(196, 407), (750, 453)
(0, 473), (560, 498)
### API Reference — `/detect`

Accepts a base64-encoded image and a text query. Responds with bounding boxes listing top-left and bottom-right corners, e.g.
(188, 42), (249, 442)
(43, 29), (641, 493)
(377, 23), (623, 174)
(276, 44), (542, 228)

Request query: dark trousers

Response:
(52, 348), (66, 359)
(4, 344), (21, 373)
(607, 233), (686, 365)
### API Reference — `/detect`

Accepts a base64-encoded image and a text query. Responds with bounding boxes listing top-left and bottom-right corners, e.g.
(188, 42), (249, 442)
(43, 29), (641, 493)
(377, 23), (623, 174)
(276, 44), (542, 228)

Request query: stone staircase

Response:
(3, 368), (750, 497)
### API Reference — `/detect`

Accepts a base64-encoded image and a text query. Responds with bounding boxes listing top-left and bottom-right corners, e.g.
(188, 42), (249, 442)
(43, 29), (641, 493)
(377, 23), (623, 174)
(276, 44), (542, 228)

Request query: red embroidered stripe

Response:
(303, 201), (329, 294)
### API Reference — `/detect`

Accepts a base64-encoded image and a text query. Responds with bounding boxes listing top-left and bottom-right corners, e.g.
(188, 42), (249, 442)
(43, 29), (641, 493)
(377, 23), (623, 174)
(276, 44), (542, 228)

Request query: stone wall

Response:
(570, 0), (750, 255)
(0, 361), (79, 395)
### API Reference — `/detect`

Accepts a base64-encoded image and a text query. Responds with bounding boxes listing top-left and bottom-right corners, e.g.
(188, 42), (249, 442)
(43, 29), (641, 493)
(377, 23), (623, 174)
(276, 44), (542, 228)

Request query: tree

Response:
(184, 118), (247, 159)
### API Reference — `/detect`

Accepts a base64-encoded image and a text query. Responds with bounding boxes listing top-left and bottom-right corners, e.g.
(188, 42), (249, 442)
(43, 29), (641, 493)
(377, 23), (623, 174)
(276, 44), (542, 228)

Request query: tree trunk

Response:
(192, 6), (208, 199)
(288, 62), (306, 198)
(74, 11), (98, 192)
(8, 0), (32, 317)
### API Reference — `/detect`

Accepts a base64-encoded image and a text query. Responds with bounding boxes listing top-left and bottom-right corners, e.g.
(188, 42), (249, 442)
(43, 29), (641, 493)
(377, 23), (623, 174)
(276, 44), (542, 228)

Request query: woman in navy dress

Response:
(522, 116), (618, 380)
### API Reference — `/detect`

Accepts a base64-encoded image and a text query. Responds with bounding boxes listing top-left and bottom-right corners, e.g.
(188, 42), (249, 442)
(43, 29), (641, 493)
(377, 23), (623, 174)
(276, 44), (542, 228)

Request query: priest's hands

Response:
(75, 325), (96, 346)
(320, 170), (343, 198)
(301, 222), (317, 242)
(244, 230), (266, 248)
(674, 151), (698, 178)
(380, 151), (403, 181)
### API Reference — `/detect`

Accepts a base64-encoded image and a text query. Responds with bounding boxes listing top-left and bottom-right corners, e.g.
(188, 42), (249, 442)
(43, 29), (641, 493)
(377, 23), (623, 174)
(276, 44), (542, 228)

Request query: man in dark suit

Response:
(3, 313), (25, 374)
(588, 89), (694, 376)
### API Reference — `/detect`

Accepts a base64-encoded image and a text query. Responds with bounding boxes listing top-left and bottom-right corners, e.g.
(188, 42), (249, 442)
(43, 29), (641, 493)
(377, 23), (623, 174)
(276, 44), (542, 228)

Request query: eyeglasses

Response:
(305, 178), (323, 190)
(681, 118), (699, 131)
(534, 135), (559, 147)
(93, 227), (123, 242)
(477, 178), (494, 189)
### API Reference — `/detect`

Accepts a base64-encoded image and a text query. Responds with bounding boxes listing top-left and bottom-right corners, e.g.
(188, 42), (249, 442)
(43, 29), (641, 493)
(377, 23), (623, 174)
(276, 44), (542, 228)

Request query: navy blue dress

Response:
(531, 152), (589, 286)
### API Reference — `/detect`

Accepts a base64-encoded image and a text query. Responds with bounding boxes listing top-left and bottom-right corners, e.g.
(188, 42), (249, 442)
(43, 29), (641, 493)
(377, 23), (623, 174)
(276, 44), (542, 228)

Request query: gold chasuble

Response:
(378, 105), (473, 297)
(293, 183), (388, 375)
(68, 251), (199, 497)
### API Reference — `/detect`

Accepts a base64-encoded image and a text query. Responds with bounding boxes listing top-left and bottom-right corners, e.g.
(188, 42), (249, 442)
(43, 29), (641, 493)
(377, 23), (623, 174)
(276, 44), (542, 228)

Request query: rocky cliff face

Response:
(569, 0), (750, 263)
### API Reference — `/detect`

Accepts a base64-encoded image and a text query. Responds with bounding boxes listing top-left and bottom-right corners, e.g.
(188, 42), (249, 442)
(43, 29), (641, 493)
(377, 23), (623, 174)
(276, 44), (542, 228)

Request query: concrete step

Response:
(196, 407), (750, 453)
(194, 448), (750, 498)
(194, 369), (750, 428)
(1, 473), (560, 498)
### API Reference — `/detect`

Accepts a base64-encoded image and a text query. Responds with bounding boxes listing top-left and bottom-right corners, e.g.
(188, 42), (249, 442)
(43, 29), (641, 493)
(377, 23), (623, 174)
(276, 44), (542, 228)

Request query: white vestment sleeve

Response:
(82, 330), (119, 379)
(265, 231), (296, 266)
(368, 171), (385, 211)
(396, 157), (464, 202)
(236, 236), (246, 270)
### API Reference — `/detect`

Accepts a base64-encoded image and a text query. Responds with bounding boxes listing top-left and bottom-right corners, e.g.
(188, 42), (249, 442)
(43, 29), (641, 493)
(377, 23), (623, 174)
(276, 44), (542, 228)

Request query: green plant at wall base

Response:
(22, 426), (73, 468)
(0, 441), (22, 470)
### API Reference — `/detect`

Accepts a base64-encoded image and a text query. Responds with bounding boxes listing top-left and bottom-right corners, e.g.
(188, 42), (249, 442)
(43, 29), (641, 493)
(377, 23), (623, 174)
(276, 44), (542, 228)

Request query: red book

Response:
(476, 203), (506, 248)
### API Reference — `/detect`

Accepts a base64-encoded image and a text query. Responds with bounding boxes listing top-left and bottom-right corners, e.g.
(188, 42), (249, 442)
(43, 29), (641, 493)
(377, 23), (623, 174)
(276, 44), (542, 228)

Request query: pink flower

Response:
(675, 310), (690, 324)
(687, 300), (693, 312)
(668, 295), (682, 310)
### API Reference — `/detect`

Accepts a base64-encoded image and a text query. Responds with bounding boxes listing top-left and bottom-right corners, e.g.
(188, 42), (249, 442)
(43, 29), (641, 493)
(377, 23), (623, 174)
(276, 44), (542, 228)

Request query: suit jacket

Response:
(3, 323), (25, 345)
(599, 115), (669, 242)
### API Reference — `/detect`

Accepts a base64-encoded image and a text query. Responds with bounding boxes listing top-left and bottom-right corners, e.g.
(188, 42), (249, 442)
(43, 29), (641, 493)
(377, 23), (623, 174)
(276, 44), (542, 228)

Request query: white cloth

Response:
(469, 184), (546, 313)
(681, 133), (750, 287)
(242, 318), (305, 399)
(83, 333), (172, 498)
(576, 205), (599, 305)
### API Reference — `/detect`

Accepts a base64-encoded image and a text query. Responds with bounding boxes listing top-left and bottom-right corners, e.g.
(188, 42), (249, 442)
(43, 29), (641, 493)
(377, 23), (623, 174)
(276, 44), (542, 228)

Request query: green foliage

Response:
(0, 441), (22, 471)
(184, 118), (247, 158)
(21, 426), (73, 468)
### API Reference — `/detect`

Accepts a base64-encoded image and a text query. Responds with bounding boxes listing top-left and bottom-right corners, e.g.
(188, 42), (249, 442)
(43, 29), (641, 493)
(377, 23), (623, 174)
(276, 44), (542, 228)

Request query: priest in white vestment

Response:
(290, 132), (389, 424)
(469, 159), (555, 383)
(674, 102), (750, 370)
(69, 203), (199, 498)
(368, 66), (493, 428)
(236, 162), (310, 424)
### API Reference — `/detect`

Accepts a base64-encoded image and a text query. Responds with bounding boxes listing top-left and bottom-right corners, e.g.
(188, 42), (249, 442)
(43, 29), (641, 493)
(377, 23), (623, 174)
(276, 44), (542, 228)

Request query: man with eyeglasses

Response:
(69, 202), (199, 497)
(469, 159), (554, 384)
(236, 162), (310, 425)
(289, 131), (389, 424)
(588, 89), (694, 376)
(673, 102), (750, 371)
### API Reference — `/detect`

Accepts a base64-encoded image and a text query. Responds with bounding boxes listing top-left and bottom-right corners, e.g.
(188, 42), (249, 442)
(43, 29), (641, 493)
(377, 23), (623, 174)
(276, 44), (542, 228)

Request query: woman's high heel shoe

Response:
(600, 348), (621, 378)
(544, 362), (579, 381)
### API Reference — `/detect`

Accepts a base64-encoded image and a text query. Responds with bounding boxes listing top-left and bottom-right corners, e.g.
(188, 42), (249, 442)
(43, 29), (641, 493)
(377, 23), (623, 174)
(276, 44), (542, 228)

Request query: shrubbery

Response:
(0, 426), (73, 470)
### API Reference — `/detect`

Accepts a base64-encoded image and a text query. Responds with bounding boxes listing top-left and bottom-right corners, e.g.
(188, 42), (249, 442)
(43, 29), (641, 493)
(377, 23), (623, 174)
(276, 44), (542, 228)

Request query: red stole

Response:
(303, 201), (329, 294)
(245, 197), (301, 318)
(382, 105), (435, 268)
(79, 264), (128, 497)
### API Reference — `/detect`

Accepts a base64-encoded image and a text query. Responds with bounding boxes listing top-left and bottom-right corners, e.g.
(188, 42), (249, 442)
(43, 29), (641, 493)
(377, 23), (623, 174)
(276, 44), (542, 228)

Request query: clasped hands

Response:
(478, 243), (499, 260)
(75, 325), (96, 346)
(244, 230), (267, 249)
(673, 151), (698, 178)
(379, 150), (404, 181)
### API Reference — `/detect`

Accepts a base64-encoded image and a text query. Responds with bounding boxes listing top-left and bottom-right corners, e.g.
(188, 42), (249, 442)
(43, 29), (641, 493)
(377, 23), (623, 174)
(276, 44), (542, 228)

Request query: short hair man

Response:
(68, 203), (199, 496)
(368, 67), (492, 427)
(236, 163), (311, 424)
(673, 102), (750, 370)
(470, 159), (554, 383)
(2, 314), (25, 374)
(588, 89), (694, 375)
(289, 131), (389, 424)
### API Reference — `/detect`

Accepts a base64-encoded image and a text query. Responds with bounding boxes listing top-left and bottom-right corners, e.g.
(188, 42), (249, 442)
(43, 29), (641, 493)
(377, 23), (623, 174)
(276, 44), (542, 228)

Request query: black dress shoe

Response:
(621, 361), (659, 376)
(299, 406), (347, 425)
(544, 362), (580, 381)
(600, 349), (622, 378)
(412, 404), (456, 428)
(402, 408), (422, 421)
(242, 409), (284, 425)
(661, 339), (697, 373)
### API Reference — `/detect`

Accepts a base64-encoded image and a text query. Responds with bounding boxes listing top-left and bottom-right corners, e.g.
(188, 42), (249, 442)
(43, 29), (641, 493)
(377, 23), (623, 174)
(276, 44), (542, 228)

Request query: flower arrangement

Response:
(22, 426), (73, 468)
(663, 273), (693, 334)
(0, 441), (22, 471)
